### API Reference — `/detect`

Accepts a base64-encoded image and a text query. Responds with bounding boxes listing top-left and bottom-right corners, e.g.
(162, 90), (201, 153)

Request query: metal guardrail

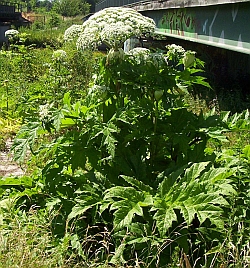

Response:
(95, 0), (152, 12)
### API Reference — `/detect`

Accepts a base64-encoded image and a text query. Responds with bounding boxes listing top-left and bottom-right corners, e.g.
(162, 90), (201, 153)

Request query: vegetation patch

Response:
(0, 6), (249, 268)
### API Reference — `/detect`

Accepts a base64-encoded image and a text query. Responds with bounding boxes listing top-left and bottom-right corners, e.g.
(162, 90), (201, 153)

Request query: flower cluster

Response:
(166, 44), (185, 65)
(5, 29), (19, 39)
(166, 44), (196, 69)
(126, 47), (150, 63)
(166, 44), (185, 54)
(77, 7), (156, 50)
(127, 47), (165, 67)
(52, 50), (67, 61)
(64, 24), (84, 42)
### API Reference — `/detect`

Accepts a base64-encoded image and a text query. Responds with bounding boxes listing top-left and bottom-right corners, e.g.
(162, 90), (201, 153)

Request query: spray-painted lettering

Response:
(159, 9), (195, 35)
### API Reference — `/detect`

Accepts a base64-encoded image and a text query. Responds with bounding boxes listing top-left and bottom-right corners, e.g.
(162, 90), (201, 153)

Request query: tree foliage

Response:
(53, 0), (90, 17)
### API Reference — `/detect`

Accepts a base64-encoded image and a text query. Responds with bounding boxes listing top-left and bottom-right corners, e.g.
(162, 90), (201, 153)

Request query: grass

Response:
(0, 204), (63, 268)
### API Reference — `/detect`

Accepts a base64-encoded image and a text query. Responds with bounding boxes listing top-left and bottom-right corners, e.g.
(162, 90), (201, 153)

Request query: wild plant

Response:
(9, 8), (250, 267)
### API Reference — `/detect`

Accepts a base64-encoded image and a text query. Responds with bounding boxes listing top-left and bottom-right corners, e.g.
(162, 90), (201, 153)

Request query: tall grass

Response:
(0, 203), (64, 268)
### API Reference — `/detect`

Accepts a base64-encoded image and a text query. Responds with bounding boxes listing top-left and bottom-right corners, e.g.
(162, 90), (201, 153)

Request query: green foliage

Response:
(18, 27), (64, 48)
(54, 0), (90, 17)
(1, 37), (250, 267)
(0, 39), (99, 121)
(0, 194), (93, 267)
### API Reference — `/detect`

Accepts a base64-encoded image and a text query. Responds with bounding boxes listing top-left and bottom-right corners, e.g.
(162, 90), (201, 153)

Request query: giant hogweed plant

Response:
(10, 7), (250, 267)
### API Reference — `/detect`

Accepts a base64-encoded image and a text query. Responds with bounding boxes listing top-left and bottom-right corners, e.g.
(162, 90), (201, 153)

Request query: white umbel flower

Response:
(64, 24), (84, 42)
(77, 7), (156, 50)
(5, 29), (19, 38)
(127, 47), (165, 67)
(52, 50), (67, 61)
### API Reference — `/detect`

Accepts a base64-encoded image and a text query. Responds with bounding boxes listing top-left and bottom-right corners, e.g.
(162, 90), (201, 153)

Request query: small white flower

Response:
(52, 50), (67, 61)
(166, 44), (186, 65)
(5, 29), (19, 38)
(166, 44), (185, 59)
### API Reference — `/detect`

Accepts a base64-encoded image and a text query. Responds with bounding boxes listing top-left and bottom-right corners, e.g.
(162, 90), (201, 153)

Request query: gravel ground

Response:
(0, 139), (24, 177)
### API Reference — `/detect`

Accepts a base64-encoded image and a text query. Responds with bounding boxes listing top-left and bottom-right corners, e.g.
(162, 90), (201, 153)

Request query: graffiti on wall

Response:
(159, 9), (196, 36)
(154, 2), (250, 53)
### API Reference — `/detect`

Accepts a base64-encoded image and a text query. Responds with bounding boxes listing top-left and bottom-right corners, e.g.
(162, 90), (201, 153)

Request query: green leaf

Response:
(180, 193), (225, 227)
(126, 236), (151, 245)
(68, 190), (102, 221)
(111, 200), (143, 230)
(70, 234), (85, 258)
(109, 243), (126, 265)
(153, 162), (232, 236)
(153, 201), (177, 236)
(51, 108), (64, 131)
(12, 121), (44, 162)
(243, 145), (250, 159)
(63, 92), (71, 107)
(68, 203), (95, 221)
(200, 167), (230, 184)
(120, 175), (154, 194)
(157, 165), (186, 197)
(102, 122), (118, 158)
(45, 198), (61, 210)
(183, 162), (210, 183)
(105, 186), (152, 230)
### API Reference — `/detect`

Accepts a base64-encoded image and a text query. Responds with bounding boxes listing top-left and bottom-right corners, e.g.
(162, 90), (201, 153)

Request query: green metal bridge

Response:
(96, 0), (250, 55)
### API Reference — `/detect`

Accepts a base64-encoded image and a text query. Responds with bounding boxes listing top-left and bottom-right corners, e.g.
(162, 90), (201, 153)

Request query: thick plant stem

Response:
(150, 97), (159, 166)
(6, 84), (9, 112)
(154, 100), (159, 135)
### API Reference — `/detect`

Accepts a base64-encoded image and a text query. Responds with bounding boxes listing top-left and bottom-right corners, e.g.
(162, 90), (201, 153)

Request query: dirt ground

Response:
(0, 139), (24, 178)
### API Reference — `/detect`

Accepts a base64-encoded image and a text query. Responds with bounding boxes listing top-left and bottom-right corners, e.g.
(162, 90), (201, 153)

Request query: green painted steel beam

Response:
(154, 29), (250, 55)
(141, 1), (250, 54)
(134, 0), (250, 11)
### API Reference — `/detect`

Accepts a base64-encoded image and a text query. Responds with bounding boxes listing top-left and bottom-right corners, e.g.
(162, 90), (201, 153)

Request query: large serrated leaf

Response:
(68, 190), (102, 221)
(68, 199), (101, 221)
(153, 203), (177, 236)
(200, 167), (229, 183)
(105, 186), (152, 230)
(12, 121), (44, 162)
(181, 193), (225, 227)
(153, 162), (232, 236)
(112, 201), (143, 230)
(104, 186), (140, 200)
(184, 162), (210, 183)
(120, 175), (154, 194)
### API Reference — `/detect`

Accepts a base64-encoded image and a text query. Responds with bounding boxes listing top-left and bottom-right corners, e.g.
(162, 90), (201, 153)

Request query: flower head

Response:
(52, 49), (67, 61)
(127, 47), (165, 67)
(166, 44), (185, 64)
(77, 7), (156, 50)
(5, 29), (19, 38)
(126, 47), (150, 64)
(64, 24), (84, 42)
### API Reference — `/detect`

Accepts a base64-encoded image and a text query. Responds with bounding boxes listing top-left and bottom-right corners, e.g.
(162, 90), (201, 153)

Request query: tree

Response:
(37, 0), (53, 12)
(24, 0), (39, 12)
(54, 0), (90, 17)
